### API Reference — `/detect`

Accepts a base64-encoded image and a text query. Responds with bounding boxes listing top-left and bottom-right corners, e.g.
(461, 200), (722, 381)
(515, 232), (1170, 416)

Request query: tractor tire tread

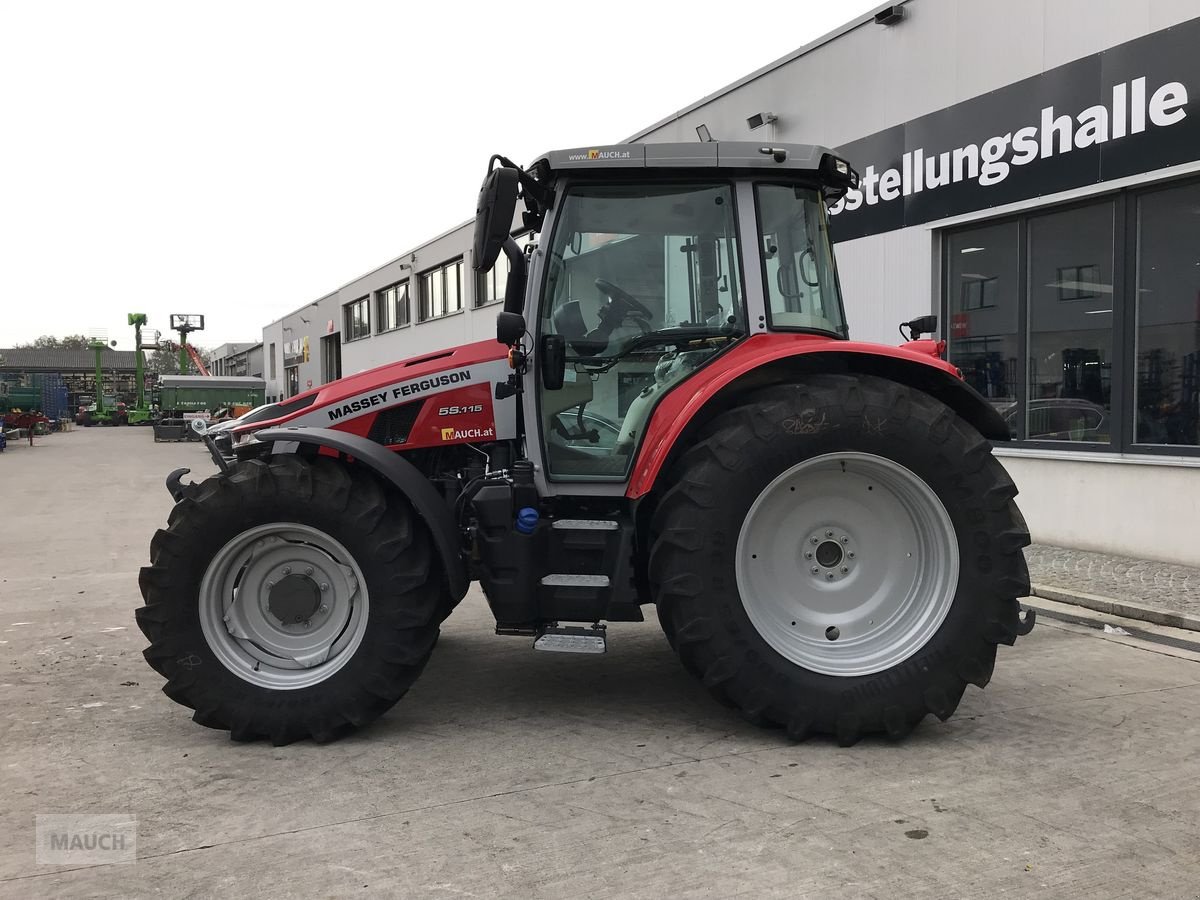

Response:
(649, 374), (1030, 744)
(135, 455), (441, 744)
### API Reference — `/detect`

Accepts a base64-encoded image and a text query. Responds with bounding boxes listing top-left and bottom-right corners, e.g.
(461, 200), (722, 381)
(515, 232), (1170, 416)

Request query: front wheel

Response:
(649, 375), (1031, 745)
(136, 456), (442, 744)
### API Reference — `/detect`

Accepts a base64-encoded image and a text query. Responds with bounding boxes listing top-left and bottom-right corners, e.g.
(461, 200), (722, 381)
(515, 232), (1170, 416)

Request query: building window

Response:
(945, 179), (1200, 455)
(418, 259), (464, 322)
(961, 276), (997, 310)
(1135, 181), (1200, 448)
(1027, 203), (1114, 443)
(476, 232), (536, 308)
(946, 222), (1020, 431)
(269, 343), (276, 379)
(343, 296), (370, 341)
(1056, 264), (1102, 301)
(321, 333), (342, 383)
(376, 281), (410, 332)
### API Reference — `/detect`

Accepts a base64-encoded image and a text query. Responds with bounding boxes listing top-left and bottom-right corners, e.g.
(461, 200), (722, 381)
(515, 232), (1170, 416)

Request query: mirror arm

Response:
(501, 236), (528, 315)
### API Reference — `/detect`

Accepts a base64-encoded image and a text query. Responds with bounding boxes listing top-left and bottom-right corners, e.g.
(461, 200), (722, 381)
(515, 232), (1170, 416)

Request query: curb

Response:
(1030, 582), (1200, 632)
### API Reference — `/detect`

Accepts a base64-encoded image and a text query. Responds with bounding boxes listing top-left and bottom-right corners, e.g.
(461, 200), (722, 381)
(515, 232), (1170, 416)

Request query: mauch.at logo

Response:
(568, 148), (634, 161)
(36, 814), (136, 865)
(440, 426), (495, 441)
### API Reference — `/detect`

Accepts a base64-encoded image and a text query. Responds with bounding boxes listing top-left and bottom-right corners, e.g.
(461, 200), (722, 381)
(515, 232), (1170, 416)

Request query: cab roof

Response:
(535, 142), (832, 174)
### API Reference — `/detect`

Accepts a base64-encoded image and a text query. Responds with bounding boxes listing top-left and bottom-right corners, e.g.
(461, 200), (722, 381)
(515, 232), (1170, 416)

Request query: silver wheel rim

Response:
(199, 523), (370, 690)
(735, 452), (959, 677)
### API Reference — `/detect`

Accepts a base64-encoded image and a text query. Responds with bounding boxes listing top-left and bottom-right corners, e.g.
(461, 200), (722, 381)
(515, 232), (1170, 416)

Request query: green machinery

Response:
(84, 339), (124, 425)
(156, 375), (264, 415)
(1, 382), (40, 413)
(126, 313), (156, 425)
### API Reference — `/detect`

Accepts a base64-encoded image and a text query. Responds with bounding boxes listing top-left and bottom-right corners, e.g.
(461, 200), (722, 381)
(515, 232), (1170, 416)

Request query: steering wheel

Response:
(594, 278), (654, 320)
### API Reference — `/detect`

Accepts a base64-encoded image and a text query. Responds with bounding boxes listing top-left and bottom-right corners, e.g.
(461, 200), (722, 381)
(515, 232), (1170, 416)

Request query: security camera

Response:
(746, 112), (778, 131)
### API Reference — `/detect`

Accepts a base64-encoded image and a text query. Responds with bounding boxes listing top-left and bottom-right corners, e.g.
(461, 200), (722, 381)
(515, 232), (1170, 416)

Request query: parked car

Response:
(1001, 398), (1110, 442)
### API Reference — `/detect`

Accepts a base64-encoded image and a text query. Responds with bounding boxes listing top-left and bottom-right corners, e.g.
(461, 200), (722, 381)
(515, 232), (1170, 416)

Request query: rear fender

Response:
(257, 427), (469, 601)
(627, 338), (1010, 499)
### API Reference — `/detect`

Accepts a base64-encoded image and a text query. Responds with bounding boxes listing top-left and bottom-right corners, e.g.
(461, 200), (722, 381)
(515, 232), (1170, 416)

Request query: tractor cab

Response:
(475, 142), (859, 487)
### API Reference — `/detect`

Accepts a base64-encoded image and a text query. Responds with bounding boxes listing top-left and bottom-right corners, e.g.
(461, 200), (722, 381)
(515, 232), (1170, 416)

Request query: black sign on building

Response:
(829, 18), (1200, 243)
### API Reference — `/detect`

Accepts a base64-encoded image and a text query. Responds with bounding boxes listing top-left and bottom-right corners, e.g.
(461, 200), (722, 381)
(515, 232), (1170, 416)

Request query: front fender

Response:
(627, 333), (1010, 500)
(257, 427), (469, 602)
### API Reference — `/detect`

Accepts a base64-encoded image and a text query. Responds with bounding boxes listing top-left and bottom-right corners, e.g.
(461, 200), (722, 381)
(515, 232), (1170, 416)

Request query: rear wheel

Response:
(136, 456), (442, 744)
(649, 375), (1031, 744)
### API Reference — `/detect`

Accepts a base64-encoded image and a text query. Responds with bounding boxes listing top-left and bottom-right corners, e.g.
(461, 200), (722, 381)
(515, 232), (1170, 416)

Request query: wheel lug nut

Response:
(305, 566), (314, 576)
(847, 552), (855, 559)
(840, 536), (849, 544)
(811, 537), (819, 545)
(266, 581), (274, 589)
(805, 551), (813, 559)
(320, 583), (329, 592)
(810, 566), (819, 575)
(302, 620), (310, 629)
(825, 530), (834, 538)
(282, 566), (292, 576)
(319, 604), (328, 614)
(826, 572), (835, 580)
(841, 566), (849, 574)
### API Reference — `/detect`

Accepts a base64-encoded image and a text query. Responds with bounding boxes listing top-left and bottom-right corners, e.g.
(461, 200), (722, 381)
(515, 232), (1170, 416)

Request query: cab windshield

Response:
(539, 182), (744, 479)
(757, 183), (847, 337)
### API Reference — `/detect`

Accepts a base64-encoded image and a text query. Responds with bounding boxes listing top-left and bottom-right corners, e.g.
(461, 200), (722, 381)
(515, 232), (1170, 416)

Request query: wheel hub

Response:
(199, 523), (370, 690)
(805, 528), (855, 583)
(814, 540), (844, 569)
(736, 452), (959, 677)
(267, 574), (322, 625)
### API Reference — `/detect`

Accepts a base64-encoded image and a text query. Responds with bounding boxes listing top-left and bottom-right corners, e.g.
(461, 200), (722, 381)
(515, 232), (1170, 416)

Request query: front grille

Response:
(368, 400), (423, 446)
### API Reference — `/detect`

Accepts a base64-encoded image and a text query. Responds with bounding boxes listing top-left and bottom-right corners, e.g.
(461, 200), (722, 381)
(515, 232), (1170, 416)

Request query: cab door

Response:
(528, 181), (745, 484)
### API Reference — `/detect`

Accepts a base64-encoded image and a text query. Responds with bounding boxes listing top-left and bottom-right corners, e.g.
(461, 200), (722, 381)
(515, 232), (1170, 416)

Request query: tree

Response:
(15, 334), (90, 350)
(145, 343), (213, 376)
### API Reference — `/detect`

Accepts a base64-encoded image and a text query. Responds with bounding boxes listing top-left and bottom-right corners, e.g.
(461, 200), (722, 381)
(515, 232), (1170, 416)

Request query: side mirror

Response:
(473, 167), (520, 274)
(541, 334), (566, 391)
(496, 311), (525, 346)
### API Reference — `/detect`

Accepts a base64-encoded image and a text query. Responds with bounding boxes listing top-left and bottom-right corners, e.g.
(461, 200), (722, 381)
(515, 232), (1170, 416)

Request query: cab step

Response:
(533, 623), (607, 654)
(552, 519), (620, 531)
(541, 573), (611, 587)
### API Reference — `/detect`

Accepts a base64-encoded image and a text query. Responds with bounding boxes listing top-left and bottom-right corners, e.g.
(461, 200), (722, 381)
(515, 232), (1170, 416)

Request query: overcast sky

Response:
(0, 0), (880, 350)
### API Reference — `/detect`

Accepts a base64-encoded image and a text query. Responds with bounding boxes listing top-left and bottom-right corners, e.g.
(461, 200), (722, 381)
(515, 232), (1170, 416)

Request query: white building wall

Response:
(338, 222), (508, 375)
(261, 320), (284, 402)
(998, 454), (1200, 566)
(834, 227), (934, 345)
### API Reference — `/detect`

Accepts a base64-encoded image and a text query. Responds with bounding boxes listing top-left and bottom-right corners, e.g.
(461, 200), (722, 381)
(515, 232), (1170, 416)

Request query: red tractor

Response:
(137, 142), (1033, 746)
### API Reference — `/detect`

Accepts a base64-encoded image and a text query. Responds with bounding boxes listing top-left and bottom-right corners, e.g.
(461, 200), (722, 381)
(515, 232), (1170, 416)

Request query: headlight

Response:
(233, 430), (262, 448)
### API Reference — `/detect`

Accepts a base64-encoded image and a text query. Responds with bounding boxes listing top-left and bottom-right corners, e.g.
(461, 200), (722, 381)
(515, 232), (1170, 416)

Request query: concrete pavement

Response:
(2, 427), (1199, 898)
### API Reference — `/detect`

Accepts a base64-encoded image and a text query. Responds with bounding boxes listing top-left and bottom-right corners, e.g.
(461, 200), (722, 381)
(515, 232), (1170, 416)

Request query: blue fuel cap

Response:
(516, 506), (539, 534)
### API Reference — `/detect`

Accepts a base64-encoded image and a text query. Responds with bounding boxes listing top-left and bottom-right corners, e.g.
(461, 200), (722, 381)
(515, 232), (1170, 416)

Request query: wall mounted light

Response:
(875, 5), (905, 26)
(746, 112), (778, 131)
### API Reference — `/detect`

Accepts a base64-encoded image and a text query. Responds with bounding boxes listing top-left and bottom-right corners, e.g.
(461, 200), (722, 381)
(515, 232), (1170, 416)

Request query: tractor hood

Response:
(232, 339), (514, 446)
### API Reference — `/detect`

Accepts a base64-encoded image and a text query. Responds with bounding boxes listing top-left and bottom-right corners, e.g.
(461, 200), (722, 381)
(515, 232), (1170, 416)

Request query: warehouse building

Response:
(0, 346), (144, 417)
(261, 1), (1200, 565)
(209, 342), (264, 379)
